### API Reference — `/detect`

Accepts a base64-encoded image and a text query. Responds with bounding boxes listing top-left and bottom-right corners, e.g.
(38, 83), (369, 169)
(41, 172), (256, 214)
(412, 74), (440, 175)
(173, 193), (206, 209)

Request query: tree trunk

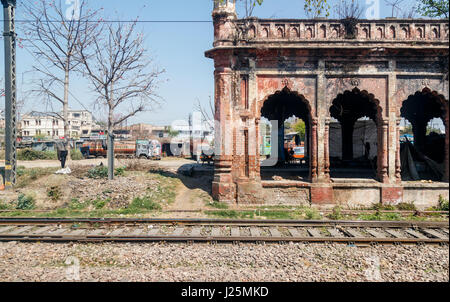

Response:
(107, 108), (114, 180)
(63, 67), (71, 161)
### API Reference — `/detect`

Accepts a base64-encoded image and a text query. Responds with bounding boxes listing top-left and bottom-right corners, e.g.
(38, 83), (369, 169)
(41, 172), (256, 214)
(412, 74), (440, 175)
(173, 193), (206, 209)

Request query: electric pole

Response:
(2, 0), (17, 188)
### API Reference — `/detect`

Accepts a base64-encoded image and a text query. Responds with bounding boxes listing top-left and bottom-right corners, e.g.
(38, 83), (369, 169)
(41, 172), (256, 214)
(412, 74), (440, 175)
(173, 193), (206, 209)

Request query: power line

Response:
(2, 19), (213, 23)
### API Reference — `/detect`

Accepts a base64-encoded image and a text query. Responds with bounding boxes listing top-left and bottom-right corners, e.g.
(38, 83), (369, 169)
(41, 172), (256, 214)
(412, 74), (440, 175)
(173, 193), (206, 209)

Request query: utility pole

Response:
(2, 0), (17, 188)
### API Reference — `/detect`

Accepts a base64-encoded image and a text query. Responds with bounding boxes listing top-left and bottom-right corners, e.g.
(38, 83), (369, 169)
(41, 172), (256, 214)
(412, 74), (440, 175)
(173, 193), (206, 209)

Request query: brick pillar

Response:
(310, 118), (318, 182)
(379, 119), (389, 183)
(323, 117), (331, 181)
(395, 118), (402, 183)
(212, 67), (236, 203)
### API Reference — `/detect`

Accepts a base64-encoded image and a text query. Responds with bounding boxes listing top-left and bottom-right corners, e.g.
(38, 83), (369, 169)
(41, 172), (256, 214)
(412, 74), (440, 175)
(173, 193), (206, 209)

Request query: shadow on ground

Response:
(148, 163), (214, 197)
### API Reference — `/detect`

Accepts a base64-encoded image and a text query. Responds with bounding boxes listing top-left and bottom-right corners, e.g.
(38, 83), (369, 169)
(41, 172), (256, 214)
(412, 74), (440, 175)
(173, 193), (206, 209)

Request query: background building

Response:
(20, 110), (93, 139)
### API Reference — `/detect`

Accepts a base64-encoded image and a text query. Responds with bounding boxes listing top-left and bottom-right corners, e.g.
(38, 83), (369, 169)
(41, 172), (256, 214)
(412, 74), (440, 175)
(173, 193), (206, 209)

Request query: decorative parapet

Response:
(214, 18), (449, 48)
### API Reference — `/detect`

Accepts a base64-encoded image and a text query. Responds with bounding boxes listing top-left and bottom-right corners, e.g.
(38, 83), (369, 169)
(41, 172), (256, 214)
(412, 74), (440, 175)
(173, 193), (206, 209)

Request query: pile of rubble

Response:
(67, 176), (160, 209)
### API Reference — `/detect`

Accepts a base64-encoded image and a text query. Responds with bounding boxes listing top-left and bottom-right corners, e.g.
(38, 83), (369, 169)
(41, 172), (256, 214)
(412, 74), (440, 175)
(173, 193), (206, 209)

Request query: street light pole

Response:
(1, 0), (17, 188)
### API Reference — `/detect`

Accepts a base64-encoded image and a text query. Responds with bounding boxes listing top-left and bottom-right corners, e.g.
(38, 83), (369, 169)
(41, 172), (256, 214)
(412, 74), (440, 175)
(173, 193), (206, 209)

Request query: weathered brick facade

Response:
(205, 0), (449, 207)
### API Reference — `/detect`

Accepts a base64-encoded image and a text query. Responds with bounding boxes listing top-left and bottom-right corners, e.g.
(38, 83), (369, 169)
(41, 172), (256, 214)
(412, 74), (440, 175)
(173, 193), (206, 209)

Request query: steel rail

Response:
(0, 218), (448, 245)
(0, 234), (447, 245)
(0, 217), (449, 228)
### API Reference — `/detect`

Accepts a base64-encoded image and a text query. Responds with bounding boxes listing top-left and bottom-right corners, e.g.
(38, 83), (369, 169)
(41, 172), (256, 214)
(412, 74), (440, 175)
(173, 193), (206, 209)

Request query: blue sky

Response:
(1, 0), (421, 126)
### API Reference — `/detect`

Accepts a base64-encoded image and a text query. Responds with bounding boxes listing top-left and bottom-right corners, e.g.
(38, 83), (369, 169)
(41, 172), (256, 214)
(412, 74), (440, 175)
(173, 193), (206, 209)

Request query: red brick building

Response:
(205, 0), (449, 207)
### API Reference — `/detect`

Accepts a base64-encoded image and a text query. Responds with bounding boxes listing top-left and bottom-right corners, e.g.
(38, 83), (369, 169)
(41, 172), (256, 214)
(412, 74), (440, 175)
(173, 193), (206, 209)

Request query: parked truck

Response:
(81, 139), (161, 160)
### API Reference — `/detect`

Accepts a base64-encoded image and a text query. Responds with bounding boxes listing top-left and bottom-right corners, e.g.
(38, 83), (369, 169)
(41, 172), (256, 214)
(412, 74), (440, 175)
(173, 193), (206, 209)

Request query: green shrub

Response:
(0, 200), (10, 210)
(329, 205), (343, 220)
(130, 196), (162, 211)
(17, 149), (57, 161)
(92, 198), (109, 209)
(396, 202), (416, 211)
(47, 186), (62, 201)
(305, 208), (321, 220)
(16, 166), (26, 177)
(115, 167), (125, 177)
(68, 198), (88, 210)
(438, 195), (449, 211)
(372, 203), (395, 211)
(16, 194), (35, 210)
(70, 149), (84, 161)
(87, 166), (125, 179)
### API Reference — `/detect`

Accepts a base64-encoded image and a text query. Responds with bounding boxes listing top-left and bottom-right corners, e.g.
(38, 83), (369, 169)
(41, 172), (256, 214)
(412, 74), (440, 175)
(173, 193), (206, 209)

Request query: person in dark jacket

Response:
(56, 140), (68, 169)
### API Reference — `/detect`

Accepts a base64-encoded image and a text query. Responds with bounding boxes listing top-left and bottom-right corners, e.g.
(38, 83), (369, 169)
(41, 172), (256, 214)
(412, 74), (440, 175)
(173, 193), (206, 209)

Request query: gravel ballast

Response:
(0, 242), (448, 282)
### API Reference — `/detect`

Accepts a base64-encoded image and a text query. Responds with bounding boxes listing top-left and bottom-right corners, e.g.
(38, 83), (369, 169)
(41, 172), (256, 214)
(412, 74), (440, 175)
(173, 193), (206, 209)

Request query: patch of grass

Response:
(438, 195), (449, 211)
(358, 211), (401, 221)
(87, 166), (126, 179)
(16, 194), (35, 210)
(207, 201), (229, 209)
(47, 186), (62, 202)
(257, 210), (293, 219)
(371, 203), (395, 211)
(328, 205), (343, 220)
(87, 166), (108, 179)
(396, 202), (416, 211)
(0, 200), (11, 210)
(129, 196), (162, 211)
(114, 167), (125, 177)
(68, 198), (88, 210)
(17, 149), (57, 161)
(16, 167), (58, 188)
(305, 208), (321, 220)
(91, 198), (110, 210)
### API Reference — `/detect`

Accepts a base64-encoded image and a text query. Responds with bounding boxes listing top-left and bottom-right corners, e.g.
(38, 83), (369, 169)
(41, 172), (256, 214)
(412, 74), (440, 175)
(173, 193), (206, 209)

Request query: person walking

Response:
(56, 139), (69, 169)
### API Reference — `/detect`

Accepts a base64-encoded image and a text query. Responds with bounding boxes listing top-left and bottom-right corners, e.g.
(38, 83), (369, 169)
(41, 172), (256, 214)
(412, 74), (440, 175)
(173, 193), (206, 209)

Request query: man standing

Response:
(56, 139), (69, 169)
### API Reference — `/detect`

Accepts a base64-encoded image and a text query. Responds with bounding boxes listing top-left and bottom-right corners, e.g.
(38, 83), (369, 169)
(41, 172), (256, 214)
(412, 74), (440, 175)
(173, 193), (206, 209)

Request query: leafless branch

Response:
(334, 0), (365, 19)
(77, 18), (164, 133)
(20, 0), (102, 144)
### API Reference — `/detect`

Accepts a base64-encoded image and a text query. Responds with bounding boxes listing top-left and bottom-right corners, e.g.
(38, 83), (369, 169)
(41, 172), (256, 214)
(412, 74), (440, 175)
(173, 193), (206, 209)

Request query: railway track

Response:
(0, 218), (448, 245)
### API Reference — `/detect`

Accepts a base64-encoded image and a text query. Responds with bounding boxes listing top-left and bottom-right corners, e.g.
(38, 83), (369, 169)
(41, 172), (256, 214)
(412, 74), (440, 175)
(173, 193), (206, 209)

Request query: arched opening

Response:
(259, 87), (312, 181)
(329, 88), (381, 180)
(400, 88), (448, 181)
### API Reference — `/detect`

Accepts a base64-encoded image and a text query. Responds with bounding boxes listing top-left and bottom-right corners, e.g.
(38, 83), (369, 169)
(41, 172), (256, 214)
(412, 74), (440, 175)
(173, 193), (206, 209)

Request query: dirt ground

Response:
(0, 158), (216, 216)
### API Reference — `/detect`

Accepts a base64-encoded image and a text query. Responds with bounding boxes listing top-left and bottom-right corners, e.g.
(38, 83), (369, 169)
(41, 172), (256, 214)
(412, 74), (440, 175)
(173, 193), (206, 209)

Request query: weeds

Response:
(438, 195), (449, 211)
(207, 201), (229, 209)
(70, 149), (84, 161)
(16, 194), (35, 210)
(0, 200), (10, 210)
(17, 149), (57, 161)
(16, 167), (58, 188)
(305, 208), (321, 220)
(396, 202), (416, 211)
(68, 198), (88, 210)
(129, 196), (162, 211)
(87, 166), (125, 179)
(47, 186), (62, 202)
(328, 205), (343, 220)
(91, 198), (109, 210)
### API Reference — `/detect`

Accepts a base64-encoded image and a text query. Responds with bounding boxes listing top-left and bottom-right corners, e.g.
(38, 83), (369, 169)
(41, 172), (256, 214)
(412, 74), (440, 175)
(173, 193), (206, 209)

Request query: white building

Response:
(20, 110), (93, 139)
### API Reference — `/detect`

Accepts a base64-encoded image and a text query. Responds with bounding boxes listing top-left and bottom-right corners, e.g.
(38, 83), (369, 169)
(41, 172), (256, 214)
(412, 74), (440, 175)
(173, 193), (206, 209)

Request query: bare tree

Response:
(78, 20), (164, 180)
(401, 5), (418, 18)
(237, 0), (262, 18)
(194, 97), (215, 130)
(334, 0), (365, 19)
(21, 0), (101, 158)
(384, 0), (406, 17)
